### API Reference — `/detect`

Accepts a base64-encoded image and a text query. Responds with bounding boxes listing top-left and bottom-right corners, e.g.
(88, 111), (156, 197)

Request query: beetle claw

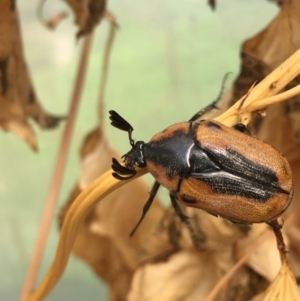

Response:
(111, 157), (136, 180)
(112, 172), (136, 180)
(112, 158), (132, 173)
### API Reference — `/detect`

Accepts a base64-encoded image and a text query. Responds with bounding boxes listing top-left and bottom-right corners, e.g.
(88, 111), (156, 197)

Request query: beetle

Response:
(109, 102), (293, 238)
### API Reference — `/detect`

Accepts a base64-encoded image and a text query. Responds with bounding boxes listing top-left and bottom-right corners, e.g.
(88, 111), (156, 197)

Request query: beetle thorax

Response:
(123, 141), (146, 169)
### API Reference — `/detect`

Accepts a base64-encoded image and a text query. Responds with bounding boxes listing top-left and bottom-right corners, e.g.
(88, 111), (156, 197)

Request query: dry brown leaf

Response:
(138, 203), (250, 259)
(262, 257), (300, 301)
(60, 128), (170, 301)
(0, 1), (63, 151)
(236, 224), (282, 282)
(129, 248), (267, 301)
(286, 223), (300, 277)
(136, 205), (269, 301)
(247, 292), (264, 301)
(128, 250), (223, 301)
(63, 0), (106, 37)
(227, 0), (300, 281)
(231, 0), (300, 137)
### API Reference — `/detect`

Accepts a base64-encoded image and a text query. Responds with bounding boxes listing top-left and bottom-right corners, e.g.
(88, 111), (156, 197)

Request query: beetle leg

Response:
(189, 101), (219, 122)
(176, 165), (194, 193)
(189, 72), (231, 122)
(176, 177), (183, 193)
(170, 193), (191, 229)
(267, 219), (288, 254)
(232, 123), (252, 135)
(169, 193), (202, 249)
(130, 181), (160, 237)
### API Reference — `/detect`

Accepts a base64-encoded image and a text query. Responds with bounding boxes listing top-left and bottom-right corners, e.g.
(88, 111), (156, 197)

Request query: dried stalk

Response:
(215, 49), (300, 126)
(20, 34), (93, 301)
(98, 12), (117, 130)
(204, 214), (295, 301)
(25, 168), (148, 301)
(25, 48), (300, 301)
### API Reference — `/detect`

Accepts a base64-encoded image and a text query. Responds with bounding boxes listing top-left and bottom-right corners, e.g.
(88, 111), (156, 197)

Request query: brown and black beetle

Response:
(109, 103), (293, 237)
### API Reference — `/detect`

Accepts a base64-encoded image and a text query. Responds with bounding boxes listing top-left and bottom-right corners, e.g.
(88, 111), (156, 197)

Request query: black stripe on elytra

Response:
(203, 147), (288, 194)
(190, 171), (277, 202)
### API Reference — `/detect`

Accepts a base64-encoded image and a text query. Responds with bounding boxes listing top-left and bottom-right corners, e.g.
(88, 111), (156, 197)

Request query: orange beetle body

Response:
(109, 109), (293, 236)
(144, 120), (293, 224)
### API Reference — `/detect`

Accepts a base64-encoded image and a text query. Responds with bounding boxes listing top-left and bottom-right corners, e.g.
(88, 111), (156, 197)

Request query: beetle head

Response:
(109, 110), (146, 180)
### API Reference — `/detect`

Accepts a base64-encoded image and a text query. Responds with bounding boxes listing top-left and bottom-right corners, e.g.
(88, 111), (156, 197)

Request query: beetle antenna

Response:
(130, 181), (160, 237)
(127, 129), (134, 147)
(109, 110), (135, 146)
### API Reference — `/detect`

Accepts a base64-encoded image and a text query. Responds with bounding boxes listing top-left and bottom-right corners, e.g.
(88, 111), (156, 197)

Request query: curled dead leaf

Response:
(63, 0), (106, 37)
(0, 1), (63, 150)
(230, 0), (300, 142)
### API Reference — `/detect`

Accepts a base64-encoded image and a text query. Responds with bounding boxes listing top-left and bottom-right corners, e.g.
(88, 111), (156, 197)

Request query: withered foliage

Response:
(0, 0), (63, 151)
(229, 0), (300, 281)
(63, 0), (106, 37)
(59, 128), (170, 300)
(60, 125), (272, 301)
(58, 1), (300, 301)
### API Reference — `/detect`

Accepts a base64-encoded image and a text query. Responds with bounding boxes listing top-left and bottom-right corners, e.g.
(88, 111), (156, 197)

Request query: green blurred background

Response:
(0, 1), (278, 300)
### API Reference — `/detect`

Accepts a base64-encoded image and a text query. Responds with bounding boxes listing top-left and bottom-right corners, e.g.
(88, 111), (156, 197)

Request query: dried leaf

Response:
(236, 224), (289, 282)
(0, 1), (63, 150)
(60, 128), (168, 301)
(247, 292), (264, 301)
(231, 0), (300, 138)
(285, 222), (300, 277)
(128, 250), (221, 301)
(129, 248), (267, 301)
(63, 0), (106, 37)
(140, 208), (245, 262)
(226, 0), (300, 280)
(262, 258), (300, 301)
